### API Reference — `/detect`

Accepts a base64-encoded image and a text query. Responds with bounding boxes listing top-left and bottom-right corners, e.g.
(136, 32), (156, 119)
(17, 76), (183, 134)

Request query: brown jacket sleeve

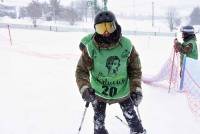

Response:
(127, 47), (142, 93)
(181, 43), (193, 54)
(75, 48), (93, 90)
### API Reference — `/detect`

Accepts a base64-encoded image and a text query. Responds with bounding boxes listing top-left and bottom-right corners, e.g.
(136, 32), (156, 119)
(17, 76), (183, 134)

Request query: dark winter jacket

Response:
(75, 33), (142, 104)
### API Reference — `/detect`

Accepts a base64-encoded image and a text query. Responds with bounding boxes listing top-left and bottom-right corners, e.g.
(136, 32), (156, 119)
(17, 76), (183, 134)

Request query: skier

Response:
(174, 25), (198, 76)
(75, 10), (146, 134)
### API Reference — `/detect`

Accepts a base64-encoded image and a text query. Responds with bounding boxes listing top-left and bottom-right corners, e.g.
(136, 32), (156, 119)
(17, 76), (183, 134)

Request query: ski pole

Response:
(136, 106), (147, 133)
(129, 97), (143, 122)
(168, 48), (176, 93)
(77, 102), (90, 134)
(136, 106), (141, 121)
(115, 115), (129, 127)
(169, 35), (178, 92)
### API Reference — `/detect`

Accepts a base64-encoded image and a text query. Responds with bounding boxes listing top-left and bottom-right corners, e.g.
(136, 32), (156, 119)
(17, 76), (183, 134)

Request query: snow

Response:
(0, 20), (200, 134)
(1, 0), (199, 16)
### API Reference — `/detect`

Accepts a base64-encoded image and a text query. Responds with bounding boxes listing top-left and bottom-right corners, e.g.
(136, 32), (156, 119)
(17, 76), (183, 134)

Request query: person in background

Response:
(174, 25), (198, 76)
(75, 10), (146, 134)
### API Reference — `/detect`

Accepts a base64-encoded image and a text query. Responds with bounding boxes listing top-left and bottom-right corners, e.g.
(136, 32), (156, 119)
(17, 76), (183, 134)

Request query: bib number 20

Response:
(102, 86), (117, 97)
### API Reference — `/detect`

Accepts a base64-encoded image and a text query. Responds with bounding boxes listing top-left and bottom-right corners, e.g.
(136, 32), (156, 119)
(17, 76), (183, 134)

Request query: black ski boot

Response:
(94, 127), (109, 134)
(130, 129), (146, 134)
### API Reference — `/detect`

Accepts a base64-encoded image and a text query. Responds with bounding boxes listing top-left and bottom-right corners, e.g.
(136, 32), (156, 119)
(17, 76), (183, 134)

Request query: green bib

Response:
(180, 38), (198, 65)
(182, 38), (198, 59)
(83, 35), (133, 100)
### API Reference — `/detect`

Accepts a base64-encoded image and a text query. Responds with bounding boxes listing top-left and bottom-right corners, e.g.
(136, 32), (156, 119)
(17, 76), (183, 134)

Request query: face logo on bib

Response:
(105, 56), (120, 76)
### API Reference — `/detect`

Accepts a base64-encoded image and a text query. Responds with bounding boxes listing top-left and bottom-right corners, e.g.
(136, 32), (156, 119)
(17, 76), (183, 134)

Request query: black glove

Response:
(81, 86), (95, 102)
(131, 87), (143, 106)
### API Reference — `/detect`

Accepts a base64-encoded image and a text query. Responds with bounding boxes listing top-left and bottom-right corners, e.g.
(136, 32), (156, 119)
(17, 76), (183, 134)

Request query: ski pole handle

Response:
(85, 102), (90, 108)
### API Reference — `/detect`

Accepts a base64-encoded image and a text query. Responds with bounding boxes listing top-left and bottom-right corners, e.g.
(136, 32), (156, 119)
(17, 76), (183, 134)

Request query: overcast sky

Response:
(2, 0), (200, 16)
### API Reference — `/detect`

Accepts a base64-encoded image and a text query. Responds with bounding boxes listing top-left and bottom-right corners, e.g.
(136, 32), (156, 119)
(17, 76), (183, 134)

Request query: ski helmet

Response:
(180, 25), (195, 35)
(94, 10), (116, 25)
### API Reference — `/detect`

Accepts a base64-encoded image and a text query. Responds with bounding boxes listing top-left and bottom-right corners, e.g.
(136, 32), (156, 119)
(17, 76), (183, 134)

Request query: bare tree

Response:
(41, 2), (51, 15)
(59, 6), (79, 25)
(49, 0), (61, 22)
(27, 0), (42, 27)
(70, 0), (88, 21)
(166, 7), (181, 32)
(189, 7), (200, 25)
(19, 7), (28, 19)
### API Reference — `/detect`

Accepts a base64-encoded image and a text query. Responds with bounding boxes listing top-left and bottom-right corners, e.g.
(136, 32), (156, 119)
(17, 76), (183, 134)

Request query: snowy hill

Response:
(0, 26), (200, 134)
(0, 1), (200, 133)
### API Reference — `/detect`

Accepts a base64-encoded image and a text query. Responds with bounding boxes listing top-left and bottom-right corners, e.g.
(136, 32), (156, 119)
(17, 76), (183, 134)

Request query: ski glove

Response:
(173, 38), (182, 53)
(131, 87), (143, 106)
(80, 86), (95, 102)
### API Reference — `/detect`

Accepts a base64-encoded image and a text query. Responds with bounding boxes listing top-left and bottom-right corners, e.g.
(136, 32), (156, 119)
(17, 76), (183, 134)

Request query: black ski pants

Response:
(92, 98), (144, 134)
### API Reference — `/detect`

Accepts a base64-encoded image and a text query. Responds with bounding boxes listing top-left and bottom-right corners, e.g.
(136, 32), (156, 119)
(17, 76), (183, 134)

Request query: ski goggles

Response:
(95, 21), (116, 35)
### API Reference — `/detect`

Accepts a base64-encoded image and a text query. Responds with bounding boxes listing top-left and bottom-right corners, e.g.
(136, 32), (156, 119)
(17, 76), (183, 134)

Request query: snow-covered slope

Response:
(0, 28), (200, 134)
